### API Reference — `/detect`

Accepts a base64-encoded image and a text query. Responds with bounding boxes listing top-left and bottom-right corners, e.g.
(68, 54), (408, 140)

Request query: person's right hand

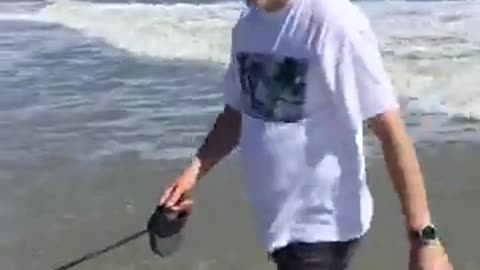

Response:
(409, 242), (453, 270)
(159, 172), (197, 214)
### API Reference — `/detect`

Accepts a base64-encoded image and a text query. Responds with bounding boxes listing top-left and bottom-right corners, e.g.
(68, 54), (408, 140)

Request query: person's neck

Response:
(262, 0), (290, 13)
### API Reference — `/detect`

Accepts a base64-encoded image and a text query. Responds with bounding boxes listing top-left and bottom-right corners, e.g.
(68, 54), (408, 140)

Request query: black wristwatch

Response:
(412, 224), (441, 246)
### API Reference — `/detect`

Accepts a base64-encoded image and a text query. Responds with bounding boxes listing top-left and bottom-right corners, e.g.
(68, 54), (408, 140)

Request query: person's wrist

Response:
(406, 212), (432, 237)
(407, 211), (432, 230)
(408, 223), (442, 248)
(190, 156), (201, 172)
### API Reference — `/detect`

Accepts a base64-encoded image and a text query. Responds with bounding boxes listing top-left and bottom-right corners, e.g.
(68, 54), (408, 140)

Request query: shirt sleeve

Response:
(324, 26), (400, 125)
(222, 58), (242, 111)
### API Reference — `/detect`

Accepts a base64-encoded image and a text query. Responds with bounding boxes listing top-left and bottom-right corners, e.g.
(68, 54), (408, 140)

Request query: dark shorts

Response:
(269, 237), (362, 270)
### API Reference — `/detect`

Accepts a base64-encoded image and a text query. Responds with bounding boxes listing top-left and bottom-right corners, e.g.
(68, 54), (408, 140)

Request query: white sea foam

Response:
(30, 0), (480, 120)
(372, 0), (480, 119)
(0, 0), (478, 122)
(35, 0), (241, 63)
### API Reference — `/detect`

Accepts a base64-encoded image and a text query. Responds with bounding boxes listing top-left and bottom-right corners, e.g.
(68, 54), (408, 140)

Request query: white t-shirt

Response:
(223, 0), (399, 252)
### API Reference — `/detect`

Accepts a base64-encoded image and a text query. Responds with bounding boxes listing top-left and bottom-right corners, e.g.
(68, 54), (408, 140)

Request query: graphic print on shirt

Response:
(236, 52), (309, 123)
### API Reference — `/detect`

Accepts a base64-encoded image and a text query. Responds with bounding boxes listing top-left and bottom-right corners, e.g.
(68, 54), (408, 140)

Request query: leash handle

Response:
(51, 229), (148, 270)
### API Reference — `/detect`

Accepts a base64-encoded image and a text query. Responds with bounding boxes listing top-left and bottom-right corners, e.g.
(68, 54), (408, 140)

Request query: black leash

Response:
(50, 205), (187, 270)
(51, 229), (148, 270)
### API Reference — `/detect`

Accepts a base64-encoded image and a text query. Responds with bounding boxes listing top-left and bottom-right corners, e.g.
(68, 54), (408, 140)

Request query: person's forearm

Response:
(381, 132), (431, 232)
(184, 106), (241, 182)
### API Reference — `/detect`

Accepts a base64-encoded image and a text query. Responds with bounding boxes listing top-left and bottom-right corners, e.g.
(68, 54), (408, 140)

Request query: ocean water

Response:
(1, 0), (480, 163)
(1, 1), (480, 270)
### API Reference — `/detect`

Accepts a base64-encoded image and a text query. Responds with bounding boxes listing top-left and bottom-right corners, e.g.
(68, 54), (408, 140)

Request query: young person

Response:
(159, 0), (453, 269)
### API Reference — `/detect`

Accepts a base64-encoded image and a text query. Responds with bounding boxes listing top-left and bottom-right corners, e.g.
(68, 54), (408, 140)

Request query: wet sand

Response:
(1, 143), (479, 270)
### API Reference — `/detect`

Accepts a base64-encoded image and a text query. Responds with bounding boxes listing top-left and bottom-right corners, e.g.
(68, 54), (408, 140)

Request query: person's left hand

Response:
(409, 242), (453, 270)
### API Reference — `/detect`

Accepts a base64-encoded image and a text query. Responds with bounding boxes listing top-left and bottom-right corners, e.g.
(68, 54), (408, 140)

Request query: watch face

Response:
(422, 225), (438, 240)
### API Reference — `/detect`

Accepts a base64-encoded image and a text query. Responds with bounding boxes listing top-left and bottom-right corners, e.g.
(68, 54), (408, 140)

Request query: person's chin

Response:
(247, 0), (261, 7)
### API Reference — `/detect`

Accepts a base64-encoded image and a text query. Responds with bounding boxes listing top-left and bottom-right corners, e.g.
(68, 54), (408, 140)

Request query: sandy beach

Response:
(1, 143), (479, 270)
